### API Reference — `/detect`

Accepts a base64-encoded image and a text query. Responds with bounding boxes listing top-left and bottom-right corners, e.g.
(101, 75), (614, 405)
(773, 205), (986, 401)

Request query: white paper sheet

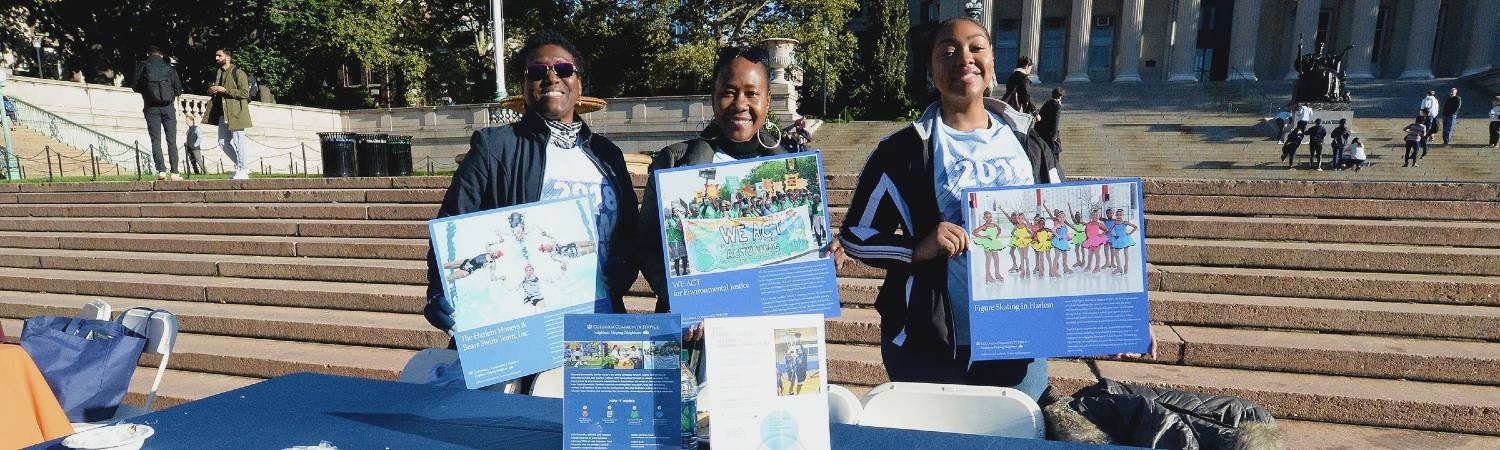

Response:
(703, 314), (831, 450)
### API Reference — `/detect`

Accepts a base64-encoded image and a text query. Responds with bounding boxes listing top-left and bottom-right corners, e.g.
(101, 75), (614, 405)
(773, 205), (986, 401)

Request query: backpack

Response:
(234, 66), (262, 103)
(139, 60), (180, 105)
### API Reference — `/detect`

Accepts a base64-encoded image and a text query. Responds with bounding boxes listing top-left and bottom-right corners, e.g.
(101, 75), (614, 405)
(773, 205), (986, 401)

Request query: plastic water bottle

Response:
(680, 349), (699, 449)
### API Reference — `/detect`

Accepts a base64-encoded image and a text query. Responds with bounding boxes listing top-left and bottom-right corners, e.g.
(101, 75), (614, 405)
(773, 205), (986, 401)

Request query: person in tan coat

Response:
(205, 48), (254, 179)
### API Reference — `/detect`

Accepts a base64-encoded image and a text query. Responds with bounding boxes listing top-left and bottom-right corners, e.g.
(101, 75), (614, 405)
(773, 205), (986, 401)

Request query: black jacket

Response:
(1306, 124), (1327, 144)
(1330, 125), (1350, 147)
(840, 99), (1062, 362)
(424, 112), (640, 331)
(1045, 379), (1282, 449)
(1037, 98), (1062, 145)
(131, 55), (182, 107)
(638, 123), (787, 312)
(1442, 96), (1462, 116)
(1002, 70), (1035, 113)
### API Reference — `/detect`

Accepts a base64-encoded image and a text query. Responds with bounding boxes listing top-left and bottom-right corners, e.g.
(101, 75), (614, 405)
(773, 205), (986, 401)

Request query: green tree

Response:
(855, 0), (912, 119)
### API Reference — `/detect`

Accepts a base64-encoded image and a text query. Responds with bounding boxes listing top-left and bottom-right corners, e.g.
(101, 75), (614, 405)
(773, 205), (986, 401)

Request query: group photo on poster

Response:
(428, 196), (608, 388)
(653, 153), (841, 324)
(656, 153), (832, 276)
(966, 181), (1144, 300)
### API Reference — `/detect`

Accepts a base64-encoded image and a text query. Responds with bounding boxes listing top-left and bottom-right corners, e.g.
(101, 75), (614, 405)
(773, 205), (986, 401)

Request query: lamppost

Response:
(491, 0), (506, 100)
(32, 37), (43, 78)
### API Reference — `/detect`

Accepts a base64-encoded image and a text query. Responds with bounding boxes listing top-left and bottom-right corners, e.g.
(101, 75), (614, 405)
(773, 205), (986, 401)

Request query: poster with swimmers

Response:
(429, 196), (609, 389)
(653, 153), (841, 326)
(960, 179), (1150, 361)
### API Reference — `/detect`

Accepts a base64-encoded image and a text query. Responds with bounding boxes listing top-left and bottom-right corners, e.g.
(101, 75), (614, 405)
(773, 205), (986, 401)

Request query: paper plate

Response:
(63, 424), (155, 450)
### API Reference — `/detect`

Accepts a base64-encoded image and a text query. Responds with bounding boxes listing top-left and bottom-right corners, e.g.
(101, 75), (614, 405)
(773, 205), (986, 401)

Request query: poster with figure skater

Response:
(429, 196), (609, 389)
(653, 153), (840, 326)
(961, 179), (1150, 362)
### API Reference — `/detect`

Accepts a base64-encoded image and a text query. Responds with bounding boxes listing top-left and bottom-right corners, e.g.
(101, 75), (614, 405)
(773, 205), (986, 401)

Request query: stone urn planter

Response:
(760, 38), (800, 84)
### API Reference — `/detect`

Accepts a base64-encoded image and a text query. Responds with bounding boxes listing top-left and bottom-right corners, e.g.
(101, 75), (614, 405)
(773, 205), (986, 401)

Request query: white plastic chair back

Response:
(858, 382), (1043, 438)
(399, 348), (460, 384)
(827, 384), (863, 425)
(80, 299), (111, 321)
(529, 367), (564, 398)
(118, 309), (178, 415)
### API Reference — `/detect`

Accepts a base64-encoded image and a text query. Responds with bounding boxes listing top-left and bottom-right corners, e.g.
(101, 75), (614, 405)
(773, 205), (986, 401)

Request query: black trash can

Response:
(355, 133), (389, 177)
(318, 132), (357, 177)
(386, 135), (413, 176)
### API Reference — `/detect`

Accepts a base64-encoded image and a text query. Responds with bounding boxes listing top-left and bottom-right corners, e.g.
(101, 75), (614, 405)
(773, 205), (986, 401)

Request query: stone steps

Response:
(0, 216), (429, 238)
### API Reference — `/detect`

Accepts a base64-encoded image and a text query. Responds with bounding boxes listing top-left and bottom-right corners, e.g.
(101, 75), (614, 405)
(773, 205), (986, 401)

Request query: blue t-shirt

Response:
(932, 110), (1035, 343)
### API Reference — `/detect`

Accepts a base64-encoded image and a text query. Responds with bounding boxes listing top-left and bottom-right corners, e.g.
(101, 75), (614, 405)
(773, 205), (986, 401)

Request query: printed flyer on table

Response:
(653, 152), (841, 325)
(704, 314), (831, 450)
(960, 179), (1151, 362)
(428, 196), (609, 388)
(563, 313), (682, 450)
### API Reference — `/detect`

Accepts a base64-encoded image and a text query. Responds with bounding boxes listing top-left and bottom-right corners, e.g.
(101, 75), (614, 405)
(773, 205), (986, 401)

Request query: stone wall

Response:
(3, 76), (342, 173)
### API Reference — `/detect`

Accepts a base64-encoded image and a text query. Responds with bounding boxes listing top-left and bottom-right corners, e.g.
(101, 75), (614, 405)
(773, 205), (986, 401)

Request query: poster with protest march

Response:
(429, 196), (609, 389)
(653, 153), (840, 325)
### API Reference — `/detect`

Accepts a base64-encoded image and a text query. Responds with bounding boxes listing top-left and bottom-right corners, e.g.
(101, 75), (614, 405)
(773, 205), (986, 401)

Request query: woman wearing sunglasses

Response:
(839, 17), (1063, 401)
(426, 32), (639, 335)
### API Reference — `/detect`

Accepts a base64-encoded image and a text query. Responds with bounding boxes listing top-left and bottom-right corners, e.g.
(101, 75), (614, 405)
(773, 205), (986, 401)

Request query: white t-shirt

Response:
(932, 110), (1034, 343)
(541, 138), (617, 295)
(1422, 96), (1439, 117)
(1489, 106), (1500, 120)
(1348, 142), (1366, 160)
(1295, 105), (1314, 123)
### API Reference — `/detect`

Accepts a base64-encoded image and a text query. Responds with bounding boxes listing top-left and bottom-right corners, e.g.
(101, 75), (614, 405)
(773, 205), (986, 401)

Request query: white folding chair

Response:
(529, 368), (564, 398)
(72, 308), (178, 431)
(827, 384), (863, 425)
(79, 299), (112, 320)
(858, 382), (1043, 438)
(398, 348), (525, 394)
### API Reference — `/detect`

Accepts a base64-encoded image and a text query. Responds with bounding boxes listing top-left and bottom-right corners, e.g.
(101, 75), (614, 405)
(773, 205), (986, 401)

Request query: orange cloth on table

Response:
(0, 343), (75, 448)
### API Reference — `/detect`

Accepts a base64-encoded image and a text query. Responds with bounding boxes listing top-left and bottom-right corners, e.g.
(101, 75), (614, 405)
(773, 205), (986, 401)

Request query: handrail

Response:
(6, 96), (147, 170)
(1229, 66), (1279, 115)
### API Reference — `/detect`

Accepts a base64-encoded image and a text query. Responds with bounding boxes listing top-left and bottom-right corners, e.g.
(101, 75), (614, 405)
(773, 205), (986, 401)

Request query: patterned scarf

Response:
(545, 119), (582, 149)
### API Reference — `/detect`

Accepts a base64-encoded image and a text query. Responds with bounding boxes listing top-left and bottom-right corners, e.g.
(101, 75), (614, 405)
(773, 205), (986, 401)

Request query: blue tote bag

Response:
(20, 311), (148, 422)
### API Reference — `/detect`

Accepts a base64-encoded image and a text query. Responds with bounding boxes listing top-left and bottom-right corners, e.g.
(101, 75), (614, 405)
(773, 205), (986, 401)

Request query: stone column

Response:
(1226, 0), (1261, 80)
(1167, 0), (1201, 82)
(1460, 0), (1497, 76)
(1019, 0), (1043, 82)
(1115, 0), (1144, 82)
(1342, 0), (1379, 79)
(1284, 0), (1321, 80)
(1398, 0), (1440, 79)
(1064, 0), (1094, 82)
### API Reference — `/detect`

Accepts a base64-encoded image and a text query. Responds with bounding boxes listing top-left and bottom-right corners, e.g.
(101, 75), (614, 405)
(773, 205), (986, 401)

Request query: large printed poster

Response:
(961, 179), (1150, 361)
(429, 196), (609, 388)
(654, 153), (841, 325)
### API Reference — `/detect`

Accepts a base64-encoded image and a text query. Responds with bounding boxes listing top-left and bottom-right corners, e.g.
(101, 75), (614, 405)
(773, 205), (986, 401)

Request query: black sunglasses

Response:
(525, 62), (578, 81)
(716, 46), (769, 65)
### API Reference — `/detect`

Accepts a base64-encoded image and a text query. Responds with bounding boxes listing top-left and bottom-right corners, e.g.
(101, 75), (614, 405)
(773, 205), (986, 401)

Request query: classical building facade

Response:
(910, 0), (1498, 82)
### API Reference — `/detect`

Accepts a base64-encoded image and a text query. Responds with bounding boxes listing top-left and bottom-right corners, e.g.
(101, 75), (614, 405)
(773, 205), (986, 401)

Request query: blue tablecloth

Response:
(29, 372), (1132, 449)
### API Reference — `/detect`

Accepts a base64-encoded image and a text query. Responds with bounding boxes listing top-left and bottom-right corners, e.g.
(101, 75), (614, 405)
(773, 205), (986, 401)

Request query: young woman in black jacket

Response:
(840, 17), (1062, 401)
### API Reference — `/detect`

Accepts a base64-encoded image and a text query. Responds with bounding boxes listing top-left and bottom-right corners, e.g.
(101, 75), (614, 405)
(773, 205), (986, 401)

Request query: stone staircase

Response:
(0, 176), (1498, 449)
(4, 126), (125, 179)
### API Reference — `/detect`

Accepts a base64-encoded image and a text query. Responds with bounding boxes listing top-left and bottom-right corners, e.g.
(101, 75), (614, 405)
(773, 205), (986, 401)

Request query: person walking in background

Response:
(183, 113), (205, 175)
(3, 96), (16, 130)
(1001, 56), (1035, 114)
(1306, 118), (1327, 171)
(1281, 128), (1303, 170)
(1294, 102), (1313, 132)
(1487, 96), (1499, 148)
(1403, 115), (1427, 167)
(131, 45), (183, 181)
(1421, 90), (1440, 140)
(205, 48), (254, 179)
(1329, 118), (1350, 170)
(1272, 106), (1293, 144)
(1345, 137), (1366, 171)
(1036, 87), (1064, 158)
(1440, 88), (1461, 145)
